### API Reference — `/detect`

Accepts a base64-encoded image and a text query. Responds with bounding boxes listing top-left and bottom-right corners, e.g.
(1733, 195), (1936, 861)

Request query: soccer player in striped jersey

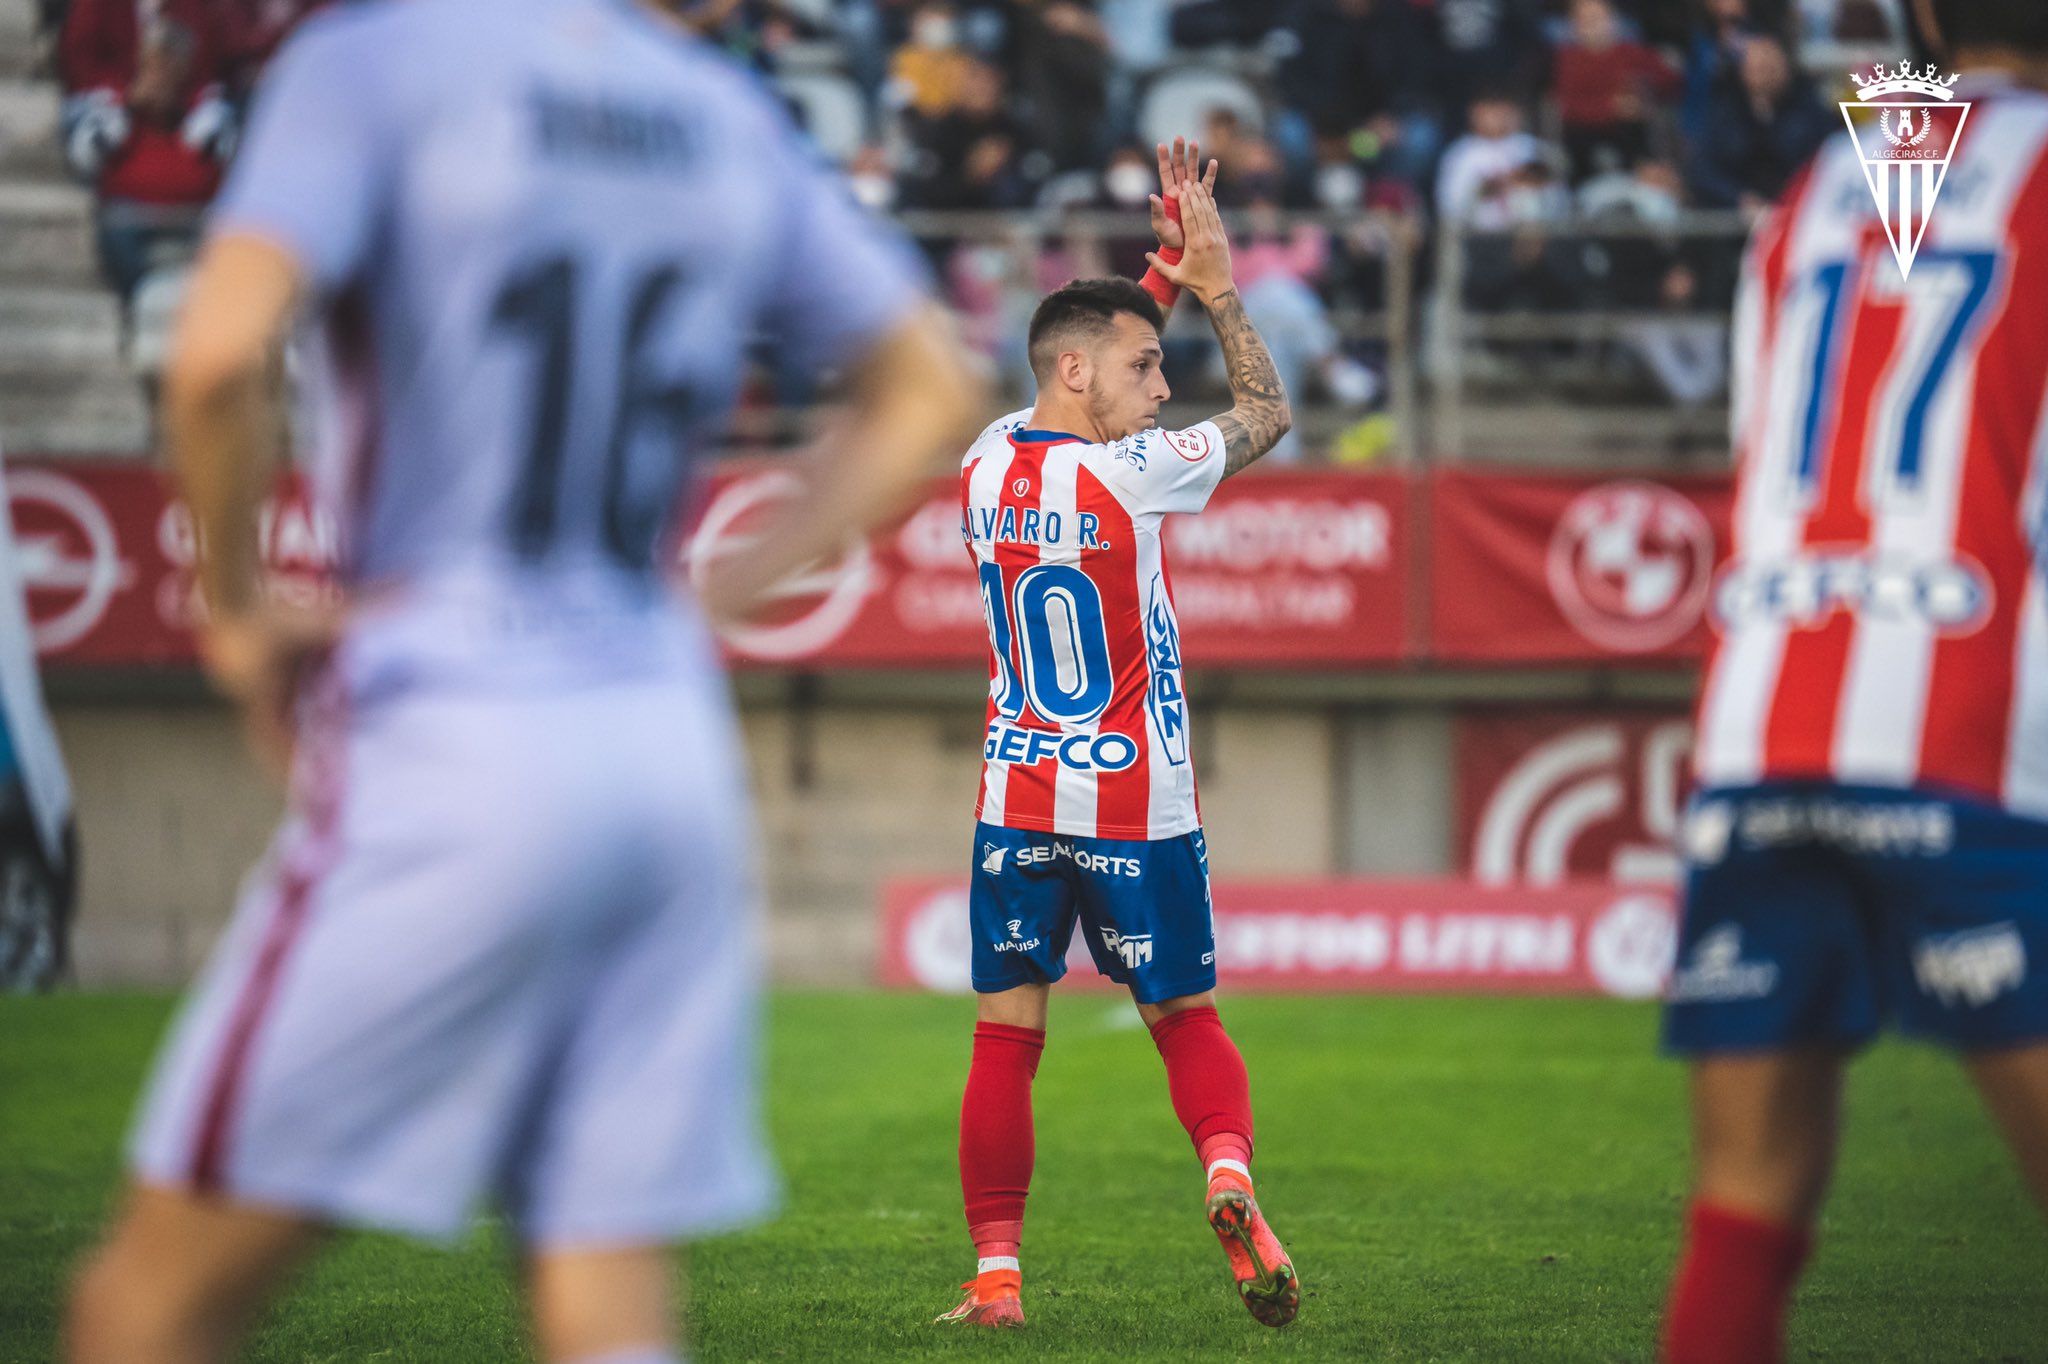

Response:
(937, 145), (1298, 1329)
(1661, 5), (2048, 1361)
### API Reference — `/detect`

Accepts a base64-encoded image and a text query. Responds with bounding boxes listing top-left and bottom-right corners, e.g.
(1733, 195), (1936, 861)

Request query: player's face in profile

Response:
(1085, 312), (1170, 441)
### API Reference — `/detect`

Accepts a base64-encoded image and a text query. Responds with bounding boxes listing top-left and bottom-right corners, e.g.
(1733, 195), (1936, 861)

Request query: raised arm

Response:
(1145, 181), (1291, 476)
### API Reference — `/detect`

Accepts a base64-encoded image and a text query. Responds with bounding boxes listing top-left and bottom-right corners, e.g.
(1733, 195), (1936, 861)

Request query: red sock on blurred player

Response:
(959, 1023), (1044, 1263)
(1661, 1200), (1811, 1364)
(1147, 1005), (1254, 1184)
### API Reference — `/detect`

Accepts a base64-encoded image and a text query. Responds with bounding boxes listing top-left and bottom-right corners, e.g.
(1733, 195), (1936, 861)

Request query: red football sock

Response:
(960, 1023), (1044, 1258)
(1148, 1006), (1254, 1178)
(1661, 1200), (1812, 1364)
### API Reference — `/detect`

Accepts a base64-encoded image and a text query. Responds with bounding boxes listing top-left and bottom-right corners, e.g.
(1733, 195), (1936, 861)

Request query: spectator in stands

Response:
(1274, 0), (1446, 191)
(1436, 92), (1562, 229)
(1577, 156), (1730, 404)
(1550, 0), (1680, 182)
(1009, 0), (1113, 173)
(845, 142), (900, 212)
(1680, 0), (1764, 156)
(1168, 0), (1284, 49)
(889, 1), (978, 117)
(58, 0), (234, 304)
(1685, 33), (1830, 212)
(899, 57), (1040, 208)
(1433, 0), (1548, 110)
(218, 0), (330, 100)
(1437, 93), (1573, 311)
(1216, 138), (1378, 459)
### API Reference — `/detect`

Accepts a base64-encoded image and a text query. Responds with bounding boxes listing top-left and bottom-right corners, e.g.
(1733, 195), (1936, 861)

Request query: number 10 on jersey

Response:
(979, 562), (1113, 724)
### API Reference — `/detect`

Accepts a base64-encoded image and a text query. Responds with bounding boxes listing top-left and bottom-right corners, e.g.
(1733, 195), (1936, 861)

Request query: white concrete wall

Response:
(55, 685), (1435, 988)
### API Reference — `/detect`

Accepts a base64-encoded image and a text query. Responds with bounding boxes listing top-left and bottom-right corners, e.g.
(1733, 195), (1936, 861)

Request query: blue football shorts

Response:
(1664, 782), (2048, 1055)
(967, 821), (1216, 1004)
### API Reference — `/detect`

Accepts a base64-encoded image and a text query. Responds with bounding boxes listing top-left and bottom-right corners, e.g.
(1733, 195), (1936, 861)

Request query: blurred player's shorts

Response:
(129, 661), (777, 1244)
(1665, 782), (2048, 1053)
(0, 779), (74, 993)
(968, 822), (1216, 1004)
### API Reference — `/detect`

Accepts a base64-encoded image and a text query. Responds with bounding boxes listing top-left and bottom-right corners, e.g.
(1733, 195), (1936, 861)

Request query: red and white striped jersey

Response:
(1696, 79), (2048, 817)
(961, 409), (1227, 839)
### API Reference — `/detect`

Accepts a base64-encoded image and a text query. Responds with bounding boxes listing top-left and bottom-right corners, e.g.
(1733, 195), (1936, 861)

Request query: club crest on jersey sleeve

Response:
(1166, 427), (1212, 462)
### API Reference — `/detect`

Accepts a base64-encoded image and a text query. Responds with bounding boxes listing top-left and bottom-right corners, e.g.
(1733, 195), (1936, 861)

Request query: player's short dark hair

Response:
(1927, 0), (2048, 54)
(1026, 278), (1165, 383)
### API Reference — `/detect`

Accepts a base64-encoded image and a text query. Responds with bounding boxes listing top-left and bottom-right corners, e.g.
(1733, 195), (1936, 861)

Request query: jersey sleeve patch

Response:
(1166, 427), (1213, 462)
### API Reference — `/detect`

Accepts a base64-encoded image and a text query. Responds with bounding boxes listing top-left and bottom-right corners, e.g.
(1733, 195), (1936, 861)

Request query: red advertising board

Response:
(8, 462), (335, 668)
(684, 467), (1414, 668)
(1428, 470), (1733, 663)
(1455, 708), (1694, 886)
(878, 877), (1678, 999)
(12, 459), (1747, 671)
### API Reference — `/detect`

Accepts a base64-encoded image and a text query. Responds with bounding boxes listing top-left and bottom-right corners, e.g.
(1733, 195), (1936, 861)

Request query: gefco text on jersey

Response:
(963, 505), (1106, 553)
(984, 722), (1139, 773)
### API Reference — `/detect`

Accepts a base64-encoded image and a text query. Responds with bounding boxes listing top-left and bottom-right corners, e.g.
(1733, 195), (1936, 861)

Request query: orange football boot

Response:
(1206, 1178), (1300, 1327)
(934, 1265), (1025, 1327)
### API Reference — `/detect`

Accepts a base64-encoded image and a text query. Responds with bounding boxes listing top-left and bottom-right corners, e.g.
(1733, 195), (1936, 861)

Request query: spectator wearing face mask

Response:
(1685, 33), (1831, 212)
(58, 0), (236, 303)
(1550, 0), (1680, 183)
(1437, 93), (1574, 312)
(1215, 138), (1377, 459)
(890, 1), (977, 117)
(1436, 92), (1564, 229)
(900, 56), (1040, 209)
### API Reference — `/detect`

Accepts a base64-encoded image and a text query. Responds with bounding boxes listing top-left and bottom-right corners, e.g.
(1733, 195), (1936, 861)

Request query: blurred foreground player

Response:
(64, 2), (981, 1361)
(1663, 4), (2048, 1361)
(939, 147), (1298, 1329)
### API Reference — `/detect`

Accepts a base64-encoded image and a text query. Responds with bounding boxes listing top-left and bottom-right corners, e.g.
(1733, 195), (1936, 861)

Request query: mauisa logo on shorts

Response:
(993, 917), (1042, 954)
(1100, 926), (1154, 969)
(1668, 925), (1779, 1004)
(1914, 923), (2025, 1009)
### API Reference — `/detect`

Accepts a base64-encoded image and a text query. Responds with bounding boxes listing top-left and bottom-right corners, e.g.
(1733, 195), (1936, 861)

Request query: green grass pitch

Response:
(3, 991), (2045, 1361)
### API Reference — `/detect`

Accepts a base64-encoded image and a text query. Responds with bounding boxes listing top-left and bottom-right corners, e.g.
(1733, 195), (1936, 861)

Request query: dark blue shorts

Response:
(967, 822), (1216, 1005)
(1663, 782), (2048, 1055)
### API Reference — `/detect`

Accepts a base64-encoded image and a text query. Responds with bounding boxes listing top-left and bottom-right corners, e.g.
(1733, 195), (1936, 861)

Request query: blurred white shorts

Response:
(128, 667), (776, 1246)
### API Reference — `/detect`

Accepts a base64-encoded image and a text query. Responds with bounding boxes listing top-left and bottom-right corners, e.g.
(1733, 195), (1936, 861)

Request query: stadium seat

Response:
(774, 70), (870, 164)
(1136, 64), (1264, 151)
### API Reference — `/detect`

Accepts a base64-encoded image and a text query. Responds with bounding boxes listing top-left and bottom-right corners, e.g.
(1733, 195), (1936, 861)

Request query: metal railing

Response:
(870, 207), (1754, 466)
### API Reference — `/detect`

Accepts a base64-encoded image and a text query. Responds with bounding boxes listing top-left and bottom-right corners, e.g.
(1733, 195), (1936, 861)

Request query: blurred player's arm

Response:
(164, 235), (293, 619)
(162, 233), (332, 771)
(698, 304), (985, 624)
(1146, 182), (1291, 477)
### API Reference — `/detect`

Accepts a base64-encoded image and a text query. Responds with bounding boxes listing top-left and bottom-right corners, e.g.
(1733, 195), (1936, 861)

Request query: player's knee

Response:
(1695, 1134), (1833, 1224)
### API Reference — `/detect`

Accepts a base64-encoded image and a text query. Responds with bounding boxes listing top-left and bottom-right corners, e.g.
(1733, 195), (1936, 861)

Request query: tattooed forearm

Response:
(1201, 288), (1292, 476)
